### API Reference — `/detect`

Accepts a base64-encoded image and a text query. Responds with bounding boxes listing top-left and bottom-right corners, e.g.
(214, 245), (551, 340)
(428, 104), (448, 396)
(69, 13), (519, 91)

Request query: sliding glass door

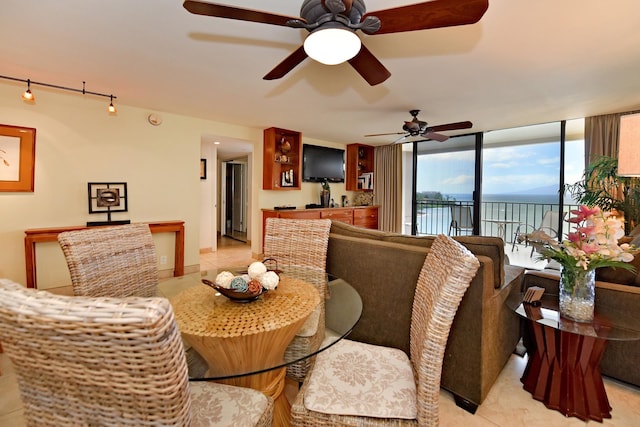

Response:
(409, 134), (479, 236)
(405, 118), (585, 268)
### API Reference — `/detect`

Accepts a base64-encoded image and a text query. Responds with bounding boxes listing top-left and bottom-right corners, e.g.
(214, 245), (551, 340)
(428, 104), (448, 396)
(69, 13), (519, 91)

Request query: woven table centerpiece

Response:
(171, 277), (320, 339)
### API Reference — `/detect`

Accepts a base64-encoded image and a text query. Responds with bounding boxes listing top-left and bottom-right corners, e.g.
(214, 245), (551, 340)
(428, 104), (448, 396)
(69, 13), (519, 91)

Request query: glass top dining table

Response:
(158, 265), (363, 380)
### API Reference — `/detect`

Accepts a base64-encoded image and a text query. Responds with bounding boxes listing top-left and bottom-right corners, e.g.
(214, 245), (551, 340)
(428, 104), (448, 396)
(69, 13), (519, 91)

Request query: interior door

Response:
(224, 161), (247, 241)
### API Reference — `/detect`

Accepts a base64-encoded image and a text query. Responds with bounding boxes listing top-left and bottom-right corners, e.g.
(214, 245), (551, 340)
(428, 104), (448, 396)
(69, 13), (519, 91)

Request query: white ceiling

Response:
(2, 0), (640, 154)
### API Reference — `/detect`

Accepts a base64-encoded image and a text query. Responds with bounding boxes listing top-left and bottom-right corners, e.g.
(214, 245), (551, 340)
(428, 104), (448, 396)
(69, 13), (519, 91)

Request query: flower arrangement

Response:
(538, 205), (636, 273)
(537, 205), (638, 321)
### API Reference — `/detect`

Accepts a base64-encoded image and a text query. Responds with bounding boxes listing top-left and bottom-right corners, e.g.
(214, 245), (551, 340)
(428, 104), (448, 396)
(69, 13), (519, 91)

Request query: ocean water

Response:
(447, 193), (573, 205)
(415, 193), (577, 238)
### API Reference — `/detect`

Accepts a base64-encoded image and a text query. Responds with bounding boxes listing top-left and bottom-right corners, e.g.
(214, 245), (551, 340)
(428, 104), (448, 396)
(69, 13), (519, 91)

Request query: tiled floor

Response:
(1, 237), (639, 426)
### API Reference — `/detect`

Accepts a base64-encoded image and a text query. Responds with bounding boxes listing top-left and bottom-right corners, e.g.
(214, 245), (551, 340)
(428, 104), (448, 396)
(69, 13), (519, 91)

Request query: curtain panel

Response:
(585, 110), (640, 165)
(585, 113), (623, 167)
(373, 144), (402, 232)
(585, 111), (640, 228)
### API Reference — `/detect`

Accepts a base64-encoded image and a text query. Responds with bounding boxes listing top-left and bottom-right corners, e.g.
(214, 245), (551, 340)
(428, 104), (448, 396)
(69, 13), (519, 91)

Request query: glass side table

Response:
(507, 293), (640, 422)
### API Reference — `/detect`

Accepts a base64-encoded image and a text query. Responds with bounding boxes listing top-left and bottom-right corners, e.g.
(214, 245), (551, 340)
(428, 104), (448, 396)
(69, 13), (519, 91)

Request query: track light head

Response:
(108, 95), (117, 114)
(21, 79), (35, 102)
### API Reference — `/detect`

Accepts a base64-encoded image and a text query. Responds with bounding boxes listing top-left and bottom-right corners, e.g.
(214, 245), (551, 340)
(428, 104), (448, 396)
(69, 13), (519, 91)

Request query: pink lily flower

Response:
(569, 205), (600, 222)
(581, 242), (600, 255)
(567, 232), (583, 245)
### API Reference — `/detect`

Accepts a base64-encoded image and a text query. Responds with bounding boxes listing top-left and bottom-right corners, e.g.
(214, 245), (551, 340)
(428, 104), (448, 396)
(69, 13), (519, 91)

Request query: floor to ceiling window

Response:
(411, 135), (477, 236)
(403, 118), (585, 269)
(481, 122), (562, 244)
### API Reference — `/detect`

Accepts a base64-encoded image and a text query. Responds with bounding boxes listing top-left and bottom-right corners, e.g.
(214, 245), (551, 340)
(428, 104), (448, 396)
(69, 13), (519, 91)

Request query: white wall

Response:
(0, 81), (354, 288)
(0, 82), (261, 289)
(200, 141), (217, 252)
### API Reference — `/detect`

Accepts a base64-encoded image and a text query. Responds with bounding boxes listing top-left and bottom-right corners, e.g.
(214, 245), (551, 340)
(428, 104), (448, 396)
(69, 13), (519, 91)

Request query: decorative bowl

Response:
(202, 278), (265, 303)
(261, 258), (283, 275)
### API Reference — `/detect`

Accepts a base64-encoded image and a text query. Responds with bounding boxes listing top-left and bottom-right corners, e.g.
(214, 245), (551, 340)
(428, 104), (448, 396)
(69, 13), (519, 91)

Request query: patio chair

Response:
(0, 278), (274, 427)
(449, 205), (474, 236)
(58, 223), (207, 377)
(512, 210), (564, 257)
(263, 217), (332, 383)
(290, 234), (480, 427)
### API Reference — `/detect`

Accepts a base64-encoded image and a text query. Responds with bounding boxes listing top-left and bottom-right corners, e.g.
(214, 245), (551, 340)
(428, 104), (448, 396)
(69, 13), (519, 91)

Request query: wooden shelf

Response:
(263, 127), (301, 190)
(346, 143), (374, 191)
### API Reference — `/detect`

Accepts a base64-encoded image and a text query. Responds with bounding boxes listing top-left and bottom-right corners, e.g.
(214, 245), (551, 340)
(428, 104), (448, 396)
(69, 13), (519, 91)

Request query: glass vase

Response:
(559, 267), (595, 322)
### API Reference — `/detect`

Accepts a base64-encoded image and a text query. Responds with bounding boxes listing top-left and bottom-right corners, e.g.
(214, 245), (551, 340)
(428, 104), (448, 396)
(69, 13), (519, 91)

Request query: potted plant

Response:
(566, 155), (640, 234)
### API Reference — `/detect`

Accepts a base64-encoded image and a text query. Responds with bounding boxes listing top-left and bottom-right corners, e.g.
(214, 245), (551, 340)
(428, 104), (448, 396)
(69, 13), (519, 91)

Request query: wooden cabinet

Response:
(263, 127), (301, 190)
(262, 206), (379, 242)
(353, 206), (379, 229)
(278, 210), (320, 219)
(346, 144), (374, 191)
(320, 208), (354, 225)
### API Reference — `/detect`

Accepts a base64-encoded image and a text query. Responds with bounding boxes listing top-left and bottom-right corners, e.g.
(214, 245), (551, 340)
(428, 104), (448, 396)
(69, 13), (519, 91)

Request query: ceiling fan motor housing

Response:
(403, 110), (428, 135)
(300, 0), (367, 28)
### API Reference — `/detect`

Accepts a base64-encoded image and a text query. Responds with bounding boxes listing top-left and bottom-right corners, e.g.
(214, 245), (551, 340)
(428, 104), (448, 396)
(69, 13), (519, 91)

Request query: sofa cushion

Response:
(449, 236), (505, 288)
(326, 234), (429, 354)
(329, 221), (505, 288)
(595, 253), (640, 286)
(329, 220), (386, 240)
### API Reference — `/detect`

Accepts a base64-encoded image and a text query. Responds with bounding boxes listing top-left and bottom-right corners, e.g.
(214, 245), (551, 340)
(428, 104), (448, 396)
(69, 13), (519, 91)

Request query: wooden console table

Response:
(24, 221), (185, 289)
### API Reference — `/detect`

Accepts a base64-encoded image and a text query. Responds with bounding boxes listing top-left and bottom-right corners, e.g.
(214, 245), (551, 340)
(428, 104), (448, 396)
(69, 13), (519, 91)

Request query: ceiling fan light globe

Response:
(304, 28), (361, 65)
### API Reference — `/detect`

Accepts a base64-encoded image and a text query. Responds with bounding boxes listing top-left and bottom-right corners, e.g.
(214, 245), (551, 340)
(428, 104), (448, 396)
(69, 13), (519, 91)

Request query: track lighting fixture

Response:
(108, 95), (117, 114)
(0, 74), (117, 114)
(21, 79), (35, 102)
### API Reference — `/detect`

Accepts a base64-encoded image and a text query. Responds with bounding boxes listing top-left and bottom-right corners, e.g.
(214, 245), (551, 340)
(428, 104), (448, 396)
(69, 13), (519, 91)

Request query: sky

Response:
(416, 139), (585, 196)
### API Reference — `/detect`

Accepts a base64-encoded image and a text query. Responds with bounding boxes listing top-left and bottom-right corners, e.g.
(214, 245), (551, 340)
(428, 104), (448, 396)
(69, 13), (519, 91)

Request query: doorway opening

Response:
(223, 160), (248, 243)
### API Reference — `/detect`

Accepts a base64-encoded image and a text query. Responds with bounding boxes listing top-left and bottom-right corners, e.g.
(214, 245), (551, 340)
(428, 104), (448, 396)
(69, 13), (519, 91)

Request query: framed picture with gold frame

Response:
(0, 124), (36, 192)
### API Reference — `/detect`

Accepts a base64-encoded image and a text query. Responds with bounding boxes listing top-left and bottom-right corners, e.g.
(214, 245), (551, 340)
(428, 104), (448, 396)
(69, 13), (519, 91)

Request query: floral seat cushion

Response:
(190, 382), (271, 426)
(303, 339), (417, 419)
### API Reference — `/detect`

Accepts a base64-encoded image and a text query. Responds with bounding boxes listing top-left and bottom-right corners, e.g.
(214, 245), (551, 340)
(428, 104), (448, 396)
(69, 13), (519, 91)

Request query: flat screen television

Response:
(302, 144), (345, 183)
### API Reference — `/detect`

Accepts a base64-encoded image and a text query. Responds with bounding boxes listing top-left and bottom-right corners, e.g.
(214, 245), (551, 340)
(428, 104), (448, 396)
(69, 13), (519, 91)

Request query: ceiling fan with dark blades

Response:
(183, 0), (489, 86)
(365, 110), (473, 143)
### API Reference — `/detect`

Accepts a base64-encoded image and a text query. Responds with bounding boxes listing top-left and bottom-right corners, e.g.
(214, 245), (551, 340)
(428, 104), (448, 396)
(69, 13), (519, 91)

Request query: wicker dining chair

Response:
(58, 223), (159, 298)
(0, 278), (274, 427)
(58, 223), (208, 377)
(290, 235), (480, 427)
(263, 217), (332, 382)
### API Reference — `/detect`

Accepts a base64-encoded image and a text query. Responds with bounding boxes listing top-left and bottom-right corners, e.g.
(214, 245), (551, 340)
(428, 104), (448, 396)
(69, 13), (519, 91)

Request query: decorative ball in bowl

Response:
(202, 278), (264, 302)
(203, 261), (280, 303)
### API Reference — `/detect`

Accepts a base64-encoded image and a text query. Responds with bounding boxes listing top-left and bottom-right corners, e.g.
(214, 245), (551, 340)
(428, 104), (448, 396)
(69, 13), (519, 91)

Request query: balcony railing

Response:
(413, 199), (580, 242)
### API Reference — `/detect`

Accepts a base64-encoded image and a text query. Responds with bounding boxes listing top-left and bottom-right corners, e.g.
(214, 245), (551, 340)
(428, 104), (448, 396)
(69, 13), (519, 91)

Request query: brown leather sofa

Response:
(522, 267), (640, 388)
(325, 221), (525, 413)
